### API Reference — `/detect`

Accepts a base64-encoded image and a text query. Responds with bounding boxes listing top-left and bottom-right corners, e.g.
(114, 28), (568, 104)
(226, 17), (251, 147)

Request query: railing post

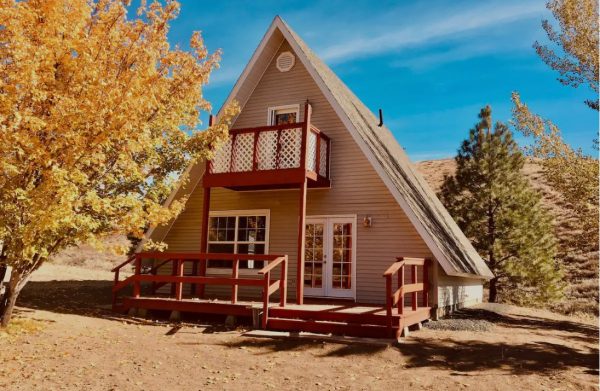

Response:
(398, 264), (404, 315)
(423, 259), (430, 308)
(112, 269), (120, 308)
(411, 264), (418, 311)
(300, 103), (312, 170)
(133, 255), (141, 298)
(385, 274), (393, 333)
(198, 187), (211, 299)
(315, 132), (321, 175)
(175, 259), (184, 301)
(229, 133), (238, 172)
(275, 129), (283, 169)
(279, 256), (288, 307)
(262, 271), (270, 329)
(252, 131), (260, 171)
(170, 259), (177, 297)
(325, 138), (331, 178)
(231, 258), (239, 304)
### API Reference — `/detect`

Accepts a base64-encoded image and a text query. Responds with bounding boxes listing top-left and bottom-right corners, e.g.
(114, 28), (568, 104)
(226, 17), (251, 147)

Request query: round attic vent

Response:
(276, 51), (295, 72)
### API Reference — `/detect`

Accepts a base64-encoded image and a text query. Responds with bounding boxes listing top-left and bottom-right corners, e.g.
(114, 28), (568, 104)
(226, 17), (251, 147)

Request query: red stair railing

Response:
(383, 257), (430, 335)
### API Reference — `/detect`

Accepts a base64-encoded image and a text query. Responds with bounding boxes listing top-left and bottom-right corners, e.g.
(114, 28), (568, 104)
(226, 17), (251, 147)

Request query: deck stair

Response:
(266, 305), (430, 338)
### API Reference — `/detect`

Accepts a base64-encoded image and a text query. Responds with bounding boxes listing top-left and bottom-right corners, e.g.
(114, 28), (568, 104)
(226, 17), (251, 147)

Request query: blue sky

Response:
(163, 0), (597, 161)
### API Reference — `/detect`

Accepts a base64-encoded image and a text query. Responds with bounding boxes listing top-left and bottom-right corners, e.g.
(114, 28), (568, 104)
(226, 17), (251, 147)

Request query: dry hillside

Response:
(49, 235), (129, 271)
(416, 158), (599, 316)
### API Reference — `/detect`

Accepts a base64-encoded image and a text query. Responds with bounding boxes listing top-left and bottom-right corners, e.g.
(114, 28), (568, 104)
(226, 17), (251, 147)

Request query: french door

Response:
(304, 216), (356, 299)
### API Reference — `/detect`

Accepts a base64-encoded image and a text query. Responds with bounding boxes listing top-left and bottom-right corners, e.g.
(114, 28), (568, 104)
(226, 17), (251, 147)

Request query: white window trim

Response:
(267, 104), (300, 126)
(207, 209), (270, 275)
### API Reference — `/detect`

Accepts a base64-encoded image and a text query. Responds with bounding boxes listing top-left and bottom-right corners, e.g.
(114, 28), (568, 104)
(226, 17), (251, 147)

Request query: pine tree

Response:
(439, 106), (564, 304)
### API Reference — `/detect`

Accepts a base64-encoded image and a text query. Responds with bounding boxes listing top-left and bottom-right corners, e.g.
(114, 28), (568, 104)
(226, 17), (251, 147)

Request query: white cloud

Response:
(318, 1), (545, 63)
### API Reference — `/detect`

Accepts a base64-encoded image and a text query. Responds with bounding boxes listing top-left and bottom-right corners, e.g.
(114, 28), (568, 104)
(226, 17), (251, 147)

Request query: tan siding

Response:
(156, 41), (440, 304)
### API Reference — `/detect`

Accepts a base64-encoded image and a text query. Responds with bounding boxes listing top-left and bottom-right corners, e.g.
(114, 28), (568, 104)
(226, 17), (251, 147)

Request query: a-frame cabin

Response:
(112, 16), (493, 338)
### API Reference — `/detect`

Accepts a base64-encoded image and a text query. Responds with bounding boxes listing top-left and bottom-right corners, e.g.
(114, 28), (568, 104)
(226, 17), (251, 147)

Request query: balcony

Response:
(203, 120), (331, 190)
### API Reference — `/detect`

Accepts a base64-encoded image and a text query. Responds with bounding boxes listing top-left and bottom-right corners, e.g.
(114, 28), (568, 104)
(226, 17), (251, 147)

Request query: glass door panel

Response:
(330, 222), (353, 292)
(304, 221), (325, 296)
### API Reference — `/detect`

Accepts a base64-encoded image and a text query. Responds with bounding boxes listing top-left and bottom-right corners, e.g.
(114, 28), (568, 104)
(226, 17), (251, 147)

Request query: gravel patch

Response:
(425, 318), (495, 332)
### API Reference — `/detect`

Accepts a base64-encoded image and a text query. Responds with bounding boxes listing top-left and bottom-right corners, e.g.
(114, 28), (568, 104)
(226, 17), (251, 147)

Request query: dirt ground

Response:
(0, 263), (597, 391)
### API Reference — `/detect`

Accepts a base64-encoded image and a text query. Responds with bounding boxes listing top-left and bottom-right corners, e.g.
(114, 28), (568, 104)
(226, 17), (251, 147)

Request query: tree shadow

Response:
(215, 337), (388, 357)
(16, 280), (251, 328)
(444, 308), (598, 342)
(17, 280), (115, 318)
(396, 337), (599, 375)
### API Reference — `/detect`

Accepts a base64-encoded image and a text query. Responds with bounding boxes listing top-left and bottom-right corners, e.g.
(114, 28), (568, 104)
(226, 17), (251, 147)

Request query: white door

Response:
(304, 216), (356, 299)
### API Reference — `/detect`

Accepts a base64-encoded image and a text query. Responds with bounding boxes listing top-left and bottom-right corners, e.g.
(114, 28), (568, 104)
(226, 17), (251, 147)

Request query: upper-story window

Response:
(268, 104), (299, 125)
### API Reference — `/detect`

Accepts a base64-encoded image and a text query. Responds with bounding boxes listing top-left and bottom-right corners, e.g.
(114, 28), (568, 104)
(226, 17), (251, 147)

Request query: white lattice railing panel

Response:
(319, 138), (328, 177)
(209, 124), (329, 179)
(277, 128), (302, 169)
(210, 137), (232, 173)
(307, 131), (317, 172)
(257, 130), (278, 170)
(231, 133), (254, 172)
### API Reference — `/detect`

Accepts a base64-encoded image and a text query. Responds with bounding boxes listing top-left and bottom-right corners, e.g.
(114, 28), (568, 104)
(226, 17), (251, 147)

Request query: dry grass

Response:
(0, 317), (45, 339)
(416, 158), (599, 316)
(49, 234), (130, 271)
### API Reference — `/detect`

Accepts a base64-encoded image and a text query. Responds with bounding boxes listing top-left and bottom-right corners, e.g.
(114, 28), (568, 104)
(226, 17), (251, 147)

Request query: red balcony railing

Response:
(203, 121), (330, 189)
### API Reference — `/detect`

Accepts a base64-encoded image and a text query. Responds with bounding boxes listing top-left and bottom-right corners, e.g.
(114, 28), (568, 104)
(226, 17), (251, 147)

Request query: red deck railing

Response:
(112, 252), (288, 328)
(204, 121), (330, 187)
(383, 257), (430, 335)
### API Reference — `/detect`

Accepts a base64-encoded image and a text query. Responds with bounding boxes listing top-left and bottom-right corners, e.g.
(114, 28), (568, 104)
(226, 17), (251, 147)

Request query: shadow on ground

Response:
(397, 337), (598, 375)
(16, 280), (246, 327)
(16, 279), (600, 375)
(218, 332), (598, 374)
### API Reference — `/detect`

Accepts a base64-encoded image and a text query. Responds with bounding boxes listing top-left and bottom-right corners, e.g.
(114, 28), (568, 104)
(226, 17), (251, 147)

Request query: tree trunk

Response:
(488, 277), (498, 303)
(0, 270), (26, 328)
(0, 265), (6, 282)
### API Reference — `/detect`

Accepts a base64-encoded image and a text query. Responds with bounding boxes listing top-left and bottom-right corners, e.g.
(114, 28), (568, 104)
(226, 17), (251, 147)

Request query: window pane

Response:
(237, 243), (265, 255)
(238, 228), (248, 242)
(207, 243), (234, 268)
(342, 223), (352, 235)
(257, 216), (266, 229)
(237, 243), (265, 269)
(226, 228), (235, 241)
(274, 111), (296, 125)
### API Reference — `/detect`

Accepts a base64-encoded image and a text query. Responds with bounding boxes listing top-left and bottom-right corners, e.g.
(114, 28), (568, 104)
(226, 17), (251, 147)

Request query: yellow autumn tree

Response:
(0, 0), (237, 327)
(534, 0), (599, 110)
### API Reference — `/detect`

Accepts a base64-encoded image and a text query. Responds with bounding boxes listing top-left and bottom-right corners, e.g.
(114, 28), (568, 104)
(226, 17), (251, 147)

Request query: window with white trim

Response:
(207, 211), (269, 270)
(268, 104), (299, 126)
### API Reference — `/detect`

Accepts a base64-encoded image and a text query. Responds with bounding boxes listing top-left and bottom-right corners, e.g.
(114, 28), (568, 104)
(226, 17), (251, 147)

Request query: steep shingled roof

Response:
(276, 17), (493, 279)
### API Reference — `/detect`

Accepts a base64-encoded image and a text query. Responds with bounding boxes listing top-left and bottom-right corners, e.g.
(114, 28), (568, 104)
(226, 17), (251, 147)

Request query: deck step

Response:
(268, 307), (394, 326)
(266, 318), (393, 339)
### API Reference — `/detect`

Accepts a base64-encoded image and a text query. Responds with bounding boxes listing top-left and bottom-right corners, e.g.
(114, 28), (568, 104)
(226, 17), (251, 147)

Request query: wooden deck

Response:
(112, 253), (432, 339)
(117, 296), (431, 339)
